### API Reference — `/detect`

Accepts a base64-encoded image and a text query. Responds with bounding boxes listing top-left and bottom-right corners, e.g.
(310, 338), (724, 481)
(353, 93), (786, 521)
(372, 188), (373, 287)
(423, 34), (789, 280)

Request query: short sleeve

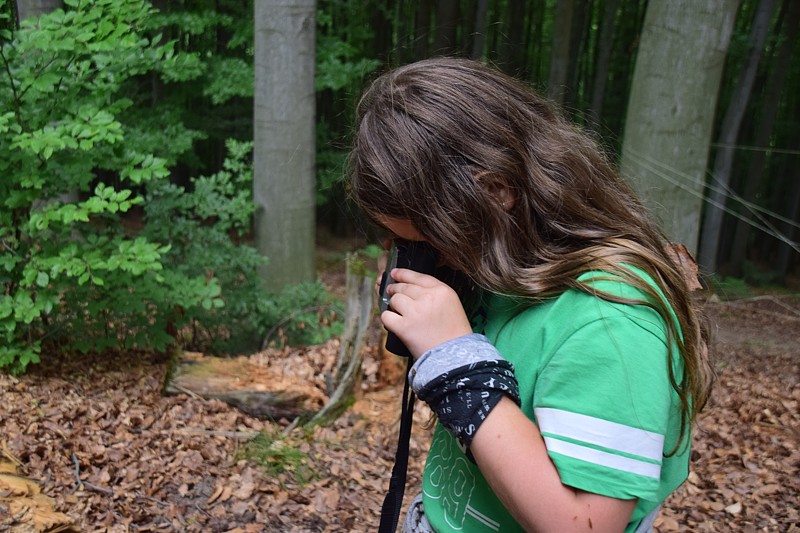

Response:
(532, 295), (675, 502)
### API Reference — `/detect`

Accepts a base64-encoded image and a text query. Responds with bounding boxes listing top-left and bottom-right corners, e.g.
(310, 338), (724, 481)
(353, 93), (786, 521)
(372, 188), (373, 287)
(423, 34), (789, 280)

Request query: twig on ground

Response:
(1, 440), (23, 467)
(71, 452), (114, 496)
(135, 491), (169, 507)
(168, 428), (260, 439)
(194, 503), (212, 517)
(726, 294), (800, 318)
(168, 383), (203, 400)
(282, 416), (301, 436)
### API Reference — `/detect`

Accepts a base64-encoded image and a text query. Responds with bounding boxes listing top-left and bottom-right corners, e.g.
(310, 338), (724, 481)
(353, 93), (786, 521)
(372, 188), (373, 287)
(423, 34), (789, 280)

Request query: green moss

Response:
(239, 428), (318, 486)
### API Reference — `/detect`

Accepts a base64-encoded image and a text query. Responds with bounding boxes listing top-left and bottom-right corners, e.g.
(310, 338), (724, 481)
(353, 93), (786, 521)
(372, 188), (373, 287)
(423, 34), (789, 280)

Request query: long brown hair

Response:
(348, 58), (712, 448)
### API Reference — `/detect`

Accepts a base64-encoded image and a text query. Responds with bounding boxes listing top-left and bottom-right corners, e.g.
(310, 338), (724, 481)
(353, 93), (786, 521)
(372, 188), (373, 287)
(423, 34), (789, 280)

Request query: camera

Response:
(378, 239), (439, 357)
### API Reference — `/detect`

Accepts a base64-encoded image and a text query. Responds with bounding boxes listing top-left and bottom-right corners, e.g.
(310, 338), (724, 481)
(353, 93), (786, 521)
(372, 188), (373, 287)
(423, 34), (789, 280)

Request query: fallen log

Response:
(163, 253), (376, 425)
(163, 351), (327, 421)
(0, 450), (78, 533)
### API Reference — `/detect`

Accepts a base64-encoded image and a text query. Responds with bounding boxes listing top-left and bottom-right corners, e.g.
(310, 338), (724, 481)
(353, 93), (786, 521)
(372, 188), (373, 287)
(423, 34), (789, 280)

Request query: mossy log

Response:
(164, 254), (376, 425)
(164, 353), (324, 420)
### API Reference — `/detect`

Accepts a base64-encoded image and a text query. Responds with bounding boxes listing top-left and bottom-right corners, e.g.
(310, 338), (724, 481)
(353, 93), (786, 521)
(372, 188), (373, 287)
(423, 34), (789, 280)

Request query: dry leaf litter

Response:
(1, 294), (798, 532)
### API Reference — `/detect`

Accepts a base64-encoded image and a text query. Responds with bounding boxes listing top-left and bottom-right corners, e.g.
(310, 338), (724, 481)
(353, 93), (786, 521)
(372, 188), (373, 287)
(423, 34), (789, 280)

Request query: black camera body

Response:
(378, 239), (439, 357)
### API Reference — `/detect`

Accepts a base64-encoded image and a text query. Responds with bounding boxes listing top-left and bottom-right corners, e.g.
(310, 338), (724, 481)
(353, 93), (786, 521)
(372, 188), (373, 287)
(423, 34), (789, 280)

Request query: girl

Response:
(347, 58), (712, 533)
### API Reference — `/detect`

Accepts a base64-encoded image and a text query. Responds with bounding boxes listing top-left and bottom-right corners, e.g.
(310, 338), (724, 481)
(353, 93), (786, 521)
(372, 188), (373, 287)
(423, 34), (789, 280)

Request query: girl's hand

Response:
(380, 268), (472, 358)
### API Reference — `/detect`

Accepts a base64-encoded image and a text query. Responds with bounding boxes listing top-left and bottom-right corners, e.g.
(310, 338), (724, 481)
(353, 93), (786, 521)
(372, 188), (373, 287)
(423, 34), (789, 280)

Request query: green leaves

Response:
(0, 0), (227, 373)
(316, 35), (380, 92)
(119, 153), (170, 184)
(0, 0), (348, 373)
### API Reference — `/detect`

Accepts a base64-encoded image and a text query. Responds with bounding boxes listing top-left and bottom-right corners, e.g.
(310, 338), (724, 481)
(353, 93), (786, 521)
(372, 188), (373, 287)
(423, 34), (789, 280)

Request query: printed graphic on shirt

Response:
(423, 430), (500, 531)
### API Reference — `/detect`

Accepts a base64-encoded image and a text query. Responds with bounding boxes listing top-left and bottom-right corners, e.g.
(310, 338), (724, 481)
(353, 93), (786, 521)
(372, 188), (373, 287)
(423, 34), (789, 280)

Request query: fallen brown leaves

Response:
(1, 296), (798, 532)
(655, 296), (800, 532)
(0, 324), (431, 532)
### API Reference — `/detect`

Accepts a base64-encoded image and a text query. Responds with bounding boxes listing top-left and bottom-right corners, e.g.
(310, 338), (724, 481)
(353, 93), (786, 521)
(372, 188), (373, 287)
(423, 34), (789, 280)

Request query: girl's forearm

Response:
(470, 397), (637, 533)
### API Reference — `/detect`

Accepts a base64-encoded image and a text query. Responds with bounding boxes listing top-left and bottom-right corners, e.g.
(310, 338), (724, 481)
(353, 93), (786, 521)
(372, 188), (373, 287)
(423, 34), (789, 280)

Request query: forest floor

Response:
(1, 258), (799, 532)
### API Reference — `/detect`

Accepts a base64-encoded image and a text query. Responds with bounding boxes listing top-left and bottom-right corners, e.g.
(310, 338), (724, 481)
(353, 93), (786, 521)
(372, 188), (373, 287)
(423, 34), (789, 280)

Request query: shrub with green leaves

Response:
(0, 0), (346, 374)
(0, 0), (217, 372)
(140, 139), (342, 355)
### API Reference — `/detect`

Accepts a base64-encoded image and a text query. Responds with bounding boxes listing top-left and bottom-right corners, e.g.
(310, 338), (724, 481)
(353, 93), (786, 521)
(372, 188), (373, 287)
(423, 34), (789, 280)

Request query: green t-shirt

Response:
(420, 269), (690, 532)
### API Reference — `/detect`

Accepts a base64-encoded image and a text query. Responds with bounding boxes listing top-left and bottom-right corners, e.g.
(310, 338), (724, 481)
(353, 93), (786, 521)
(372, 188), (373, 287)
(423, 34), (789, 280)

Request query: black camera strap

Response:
(377, 240), (440, 532)
(378, 355), (416, 533)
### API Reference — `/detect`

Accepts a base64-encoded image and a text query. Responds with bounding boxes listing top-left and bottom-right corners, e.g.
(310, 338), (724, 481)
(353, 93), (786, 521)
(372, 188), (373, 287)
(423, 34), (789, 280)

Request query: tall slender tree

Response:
(774, 127), (800, 279)
(620, 0), (740, 256)
(548, 0), (575, 105)
(413, 0), (432, 60)
(588, 0), (620, 126)
(499, 0), (525, 75)
(469, 0), (489, 59)
(727, 0), (800, 274)
(433, 0), (459, 55)
(698, 0), (779, 272)
(253, 0), (317, 291)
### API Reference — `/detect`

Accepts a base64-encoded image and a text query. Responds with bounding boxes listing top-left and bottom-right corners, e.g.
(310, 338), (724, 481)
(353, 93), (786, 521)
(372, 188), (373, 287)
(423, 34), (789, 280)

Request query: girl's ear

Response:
(495, 185), (516, 210)
(474, 171), (516, 210)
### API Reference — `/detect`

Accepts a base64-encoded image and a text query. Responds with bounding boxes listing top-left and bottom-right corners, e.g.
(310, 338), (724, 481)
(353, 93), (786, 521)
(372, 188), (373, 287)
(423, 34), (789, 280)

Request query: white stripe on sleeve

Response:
(542, 436), (662, 479)
(534, 407), (665, 461)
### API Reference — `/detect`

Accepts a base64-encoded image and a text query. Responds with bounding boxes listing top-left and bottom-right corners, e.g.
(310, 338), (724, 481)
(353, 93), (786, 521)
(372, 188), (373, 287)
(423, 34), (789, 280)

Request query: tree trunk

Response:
(253, 0), (317, 291)
(698, 0), (779, 273)
(565, 0), (589, 110)
(589, 0), (620, 126)
(433, 0), (459, 55)
(469, 0), (489, 59)
(727, 0), (800, 275)
(773, 127), (800, 279)
(499, 0), (525, 75)
(14, 0), (61, 24)
(774, 184), (800, 281)
(548, 0), (575, 105)
(372, 0), (394, 63)
(620, 0), (740, 256)
(413, 0), (432, 60)
(528, 2), (547, 86)
(601, 0), (648, 145)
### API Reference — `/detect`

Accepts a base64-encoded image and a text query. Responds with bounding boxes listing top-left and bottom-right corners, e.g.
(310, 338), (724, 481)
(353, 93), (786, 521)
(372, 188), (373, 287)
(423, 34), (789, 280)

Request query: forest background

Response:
(1, 0), (799, 375)
(1, 1), (799, 532)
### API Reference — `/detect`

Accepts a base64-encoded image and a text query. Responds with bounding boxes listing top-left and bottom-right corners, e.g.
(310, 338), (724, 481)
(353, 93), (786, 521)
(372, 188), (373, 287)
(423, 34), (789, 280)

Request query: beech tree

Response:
(620, 0), (740, 256)
(253, 0), (317, 291)
(727, 0), (800, 275)
(547, 0), (574, 105)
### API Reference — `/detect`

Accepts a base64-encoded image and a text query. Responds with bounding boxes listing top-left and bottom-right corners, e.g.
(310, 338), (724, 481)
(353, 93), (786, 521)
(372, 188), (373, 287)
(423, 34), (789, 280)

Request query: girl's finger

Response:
(389, 268), (439, 287)
(384, 292), (414, 315)
(386, 281), (424, 300)
(380, 308), (404, 334)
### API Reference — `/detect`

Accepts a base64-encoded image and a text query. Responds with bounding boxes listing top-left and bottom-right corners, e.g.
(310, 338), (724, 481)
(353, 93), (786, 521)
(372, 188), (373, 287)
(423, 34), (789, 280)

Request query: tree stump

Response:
(310, 255), (374, 424)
